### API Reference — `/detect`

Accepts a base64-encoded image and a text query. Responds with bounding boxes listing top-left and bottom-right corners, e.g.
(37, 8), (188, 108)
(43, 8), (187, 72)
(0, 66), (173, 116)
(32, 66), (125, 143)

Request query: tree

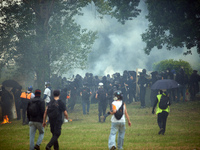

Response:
(152, 59), (193, 76)
(142, 0), (200, 55)
(0, 0), (140, 88)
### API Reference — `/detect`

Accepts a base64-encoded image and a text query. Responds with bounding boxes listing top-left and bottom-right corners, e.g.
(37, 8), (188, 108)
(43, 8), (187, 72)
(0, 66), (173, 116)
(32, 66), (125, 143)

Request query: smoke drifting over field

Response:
(69, 1), (200, 77)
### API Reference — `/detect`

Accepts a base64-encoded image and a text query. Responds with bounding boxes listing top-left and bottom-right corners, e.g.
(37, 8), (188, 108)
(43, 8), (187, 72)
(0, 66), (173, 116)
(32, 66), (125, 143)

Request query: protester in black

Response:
(175, 68), (188, 102)
(43, 90), (69, 150)
(95, 82), (107, 122)
(12, 86), (22, 120)
(138, 69), (149, 108)
(80, 83), (91, 115)
(68, 81), (78, 111)
(1, 86), (13, 121)
(150, 71), (159, 106)
(189, 70), (200, 101)
(127, 75), (136, 104)
(60, 87), (69, 122)
(27, 89), (45, 150)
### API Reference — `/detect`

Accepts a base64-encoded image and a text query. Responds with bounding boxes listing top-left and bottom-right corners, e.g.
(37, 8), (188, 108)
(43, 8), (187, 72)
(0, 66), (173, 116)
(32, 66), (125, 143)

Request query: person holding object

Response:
(152, 89), (171, 135)
(43, 90), (68, 150)
(108, 90), (131, 150)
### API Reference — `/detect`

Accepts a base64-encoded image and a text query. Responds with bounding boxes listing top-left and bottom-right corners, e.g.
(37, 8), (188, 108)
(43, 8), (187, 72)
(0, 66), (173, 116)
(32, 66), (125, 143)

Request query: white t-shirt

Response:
(111, 100), (126, 123)
(44, 88), (51, 103)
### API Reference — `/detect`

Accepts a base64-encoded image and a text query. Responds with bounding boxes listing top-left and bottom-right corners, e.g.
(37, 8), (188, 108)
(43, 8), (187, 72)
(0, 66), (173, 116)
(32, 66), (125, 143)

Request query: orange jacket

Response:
(20, 92), (32, 99)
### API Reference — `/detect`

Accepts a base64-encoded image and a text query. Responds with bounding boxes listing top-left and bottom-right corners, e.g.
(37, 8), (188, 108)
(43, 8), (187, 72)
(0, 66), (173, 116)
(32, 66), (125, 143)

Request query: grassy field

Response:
(0, 99), (200, 150)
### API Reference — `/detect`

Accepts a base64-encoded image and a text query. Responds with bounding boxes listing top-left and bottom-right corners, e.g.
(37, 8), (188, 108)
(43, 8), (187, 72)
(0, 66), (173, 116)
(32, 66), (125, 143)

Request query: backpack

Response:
(159, 94), (170, 109)
(114, 103), (124, 120)
(28, 101), (39, 117)
(47, 100), (59, 119)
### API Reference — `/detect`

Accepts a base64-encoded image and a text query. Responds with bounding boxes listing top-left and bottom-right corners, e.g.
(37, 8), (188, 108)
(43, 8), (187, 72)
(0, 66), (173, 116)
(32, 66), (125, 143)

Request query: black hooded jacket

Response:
(27, 97), (45, 123)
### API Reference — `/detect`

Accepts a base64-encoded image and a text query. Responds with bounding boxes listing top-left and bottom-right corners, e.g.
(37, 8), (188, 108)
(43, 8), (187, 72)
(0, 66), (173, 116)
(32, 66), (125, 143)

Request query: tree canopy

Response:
(142, 0), (200, 55)
(152, 59), (193, 76)
(0, 0), (140, 88)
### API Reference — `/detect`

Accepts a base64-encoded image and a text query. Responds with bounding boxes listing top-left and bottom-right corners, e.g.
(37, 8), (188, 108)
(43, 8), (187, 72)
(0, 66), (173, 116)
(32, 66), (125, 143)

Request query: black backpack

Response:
(159, 94), (170, 109)
(47, 100), (59, 119)
(114, 103), (124, 120)
(28, 100), (39, 117)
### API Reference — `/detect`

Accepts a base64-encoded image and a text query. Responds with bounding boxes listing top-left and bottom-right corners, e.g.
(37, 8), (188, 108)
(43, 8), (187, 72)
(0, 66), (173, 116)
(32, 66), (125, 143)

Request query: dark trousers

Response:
(140, 87), (146, 107)
(157, 111), (168, 134)
(68, 96), (77, 111)
(128, 90), (134, 103)
(22, 101), (28, 124)
(16, 105), (21, 120)
(47, 120), (62, 150)
(98, 102), (107, 121)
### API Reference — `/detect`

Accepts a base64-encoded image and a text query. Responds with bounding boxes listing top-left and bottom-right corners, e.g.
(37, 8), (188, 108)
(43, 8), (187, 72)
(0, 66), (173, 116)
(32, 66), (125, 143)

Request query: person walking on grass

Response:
(43, 90), (69, 150)
(152, 89), (171, 135)
(27, 89), (45, 150)
(21, 86), (35, 125)
(108, 90), (131, 150)
(95, 82), (108, 122)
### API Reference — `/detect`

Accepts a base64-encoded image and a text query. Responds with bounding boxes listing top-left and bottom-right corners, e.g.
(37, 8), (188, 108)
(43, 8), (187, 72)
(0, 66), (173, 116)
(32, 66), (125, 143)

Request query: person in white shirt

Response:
(108, 90), (131, 150)
(43, 82), (51, 106)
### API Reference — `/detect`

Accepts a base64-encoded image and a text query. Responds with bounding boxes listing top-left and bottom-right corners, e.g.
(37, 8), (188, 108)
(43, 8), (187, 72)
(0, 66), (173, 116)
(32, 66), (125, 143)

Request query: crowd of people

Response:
(0, 67), (200, 150)
(49, 67), (200, 112)
(1, 67), (200, 121)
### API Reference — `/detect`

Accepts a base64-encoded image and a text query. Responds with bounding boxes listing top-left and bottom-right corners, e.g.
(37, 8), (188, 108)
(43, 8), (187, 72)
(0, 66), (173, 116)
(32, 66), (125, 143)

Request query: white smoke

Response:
(68, 1), (200, 78)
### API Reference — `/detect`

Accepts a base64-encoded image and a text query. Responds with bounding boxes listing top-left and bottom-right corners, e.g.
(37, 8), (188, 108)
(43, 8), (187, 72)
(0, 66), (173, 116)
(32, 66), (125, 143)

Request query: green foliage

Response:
(152, 59), (193, 76)
(0, 0), (141, 88)
(104, 0), (141, 24)
(142, 0), (200, 55)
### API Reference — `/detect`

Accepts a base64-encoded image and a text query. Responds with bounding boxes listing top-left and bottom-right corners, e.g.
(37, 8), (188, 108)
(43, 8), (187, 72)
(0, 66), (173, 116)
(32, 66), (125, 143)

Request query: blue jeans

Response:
(108, 122), (126, 150)
(29, 121), (44, 150)
(82, 100), (90, 114)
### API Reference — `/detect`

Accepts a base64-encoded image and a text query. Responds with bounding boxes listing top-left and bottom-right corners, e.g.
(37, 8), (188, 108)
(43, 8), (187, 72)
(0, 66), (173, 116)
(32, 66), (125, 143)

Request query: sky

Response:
(66, 1), (200, 78)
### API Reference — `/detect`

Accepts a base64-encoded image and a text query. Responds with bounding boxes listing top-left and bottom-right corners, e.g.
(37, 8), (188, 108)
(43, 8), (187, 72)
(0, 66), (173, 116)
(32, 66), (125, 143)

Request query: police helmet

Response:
(99, 82), (103, 86)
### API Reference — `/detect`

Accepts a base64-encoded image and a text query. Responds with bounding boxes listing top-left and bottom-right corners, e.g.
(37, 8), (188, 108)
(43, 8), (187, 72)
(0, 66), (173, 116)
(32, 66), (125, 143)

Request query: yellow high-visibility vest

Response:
(156, 93), (170, 114)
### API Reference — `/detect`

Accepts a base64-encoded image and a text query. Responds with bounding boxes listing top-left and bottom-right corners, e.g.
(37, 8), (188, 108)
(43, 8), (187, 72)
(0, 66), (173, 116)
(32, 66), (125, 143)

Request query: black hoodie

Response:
(27, 97), (45, 123)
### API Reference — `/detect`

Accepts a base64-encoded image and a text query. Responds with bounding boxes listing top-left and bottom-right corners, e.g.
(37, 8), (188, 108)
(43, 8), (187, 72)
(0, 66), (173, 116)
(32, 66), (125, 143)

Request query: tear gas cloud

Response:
(67, 1), (200, 78)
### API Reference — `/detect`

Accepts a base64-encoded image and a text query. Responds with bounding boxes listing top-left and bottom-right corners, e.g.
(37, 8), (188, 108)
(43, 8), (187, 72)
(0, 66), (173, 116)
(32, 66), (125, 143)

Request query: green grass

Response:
(0, 100), (200, 150)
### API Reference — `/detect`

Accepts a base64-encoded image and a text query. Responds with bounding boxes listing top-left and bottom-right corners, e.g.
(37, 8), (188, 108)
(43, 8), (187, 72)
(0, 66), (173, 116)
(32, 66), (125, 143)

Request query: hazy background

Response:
(66, 1), (200, 77)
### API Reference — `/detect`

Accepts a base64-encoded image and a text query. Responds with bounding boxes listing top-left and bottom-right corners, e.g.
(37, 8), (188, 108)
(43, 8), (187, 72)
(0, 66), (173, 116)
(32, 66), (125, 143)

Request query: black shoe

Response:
(110, 146), (116, 150)
(158, 128), (164, 135)
(34, 145), (40, 150)
(46, 146), (51, 150)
